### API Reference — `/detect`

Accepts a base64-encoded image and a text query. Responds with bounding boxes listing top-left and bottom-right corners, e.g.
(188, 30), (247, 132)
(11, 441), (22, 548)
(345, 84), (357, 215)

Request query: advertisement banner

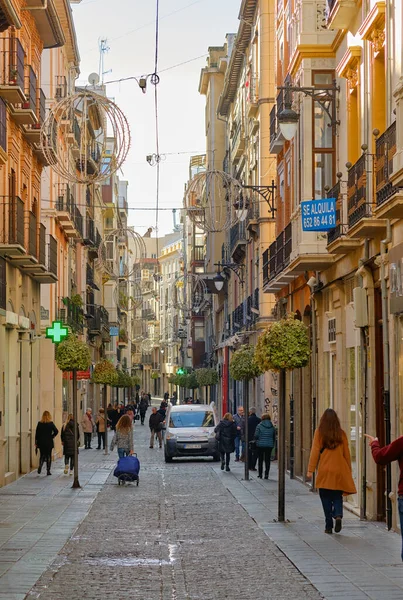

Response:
(301, 198), (336, 231)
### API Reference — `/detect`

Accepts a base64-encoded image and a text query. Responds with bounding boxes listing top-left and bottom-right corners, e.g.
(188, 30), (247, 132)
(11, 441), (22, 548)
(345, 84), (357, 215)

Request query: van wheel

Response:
(165, 452), (173, 463)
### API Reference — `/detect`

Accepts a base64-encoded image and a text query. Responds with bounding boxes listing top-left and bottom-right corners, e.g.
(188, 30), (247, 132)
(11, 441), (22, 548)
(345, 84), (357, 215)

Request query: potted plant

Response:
(55, 335), (91, 489)
(255, 314), (311, 522)
(229, 345), (263, 481)
(118, 329), (128, 345)
(151, 371), (160, 380)
(9, 68), (18, 85)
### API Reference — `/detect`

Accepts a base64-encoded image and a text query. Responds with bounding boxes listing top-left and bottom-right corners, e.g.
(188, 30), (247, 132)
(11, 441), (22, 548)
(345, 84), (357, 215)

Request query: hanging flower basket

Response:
(195, 367), (218, 387)
(92, 360), (118, 385)
(255, 313), (311, 372)
(151, 370), (160, 380)
(176, 372), (199, 389)
(230, 345), (262, 382)
(55, 335), (91, 372)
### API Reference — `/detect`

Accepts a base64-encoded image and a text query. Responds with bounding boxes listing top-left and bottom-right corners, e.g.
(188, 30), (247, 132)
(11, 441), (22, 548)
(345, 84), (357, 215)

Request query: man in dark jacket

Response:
(215, 414), (238, 472)
(149, 407), (163, 448)
(139, 395), (149, 425)
(248, 407), (261, 471)
(233, 406), (245, 461)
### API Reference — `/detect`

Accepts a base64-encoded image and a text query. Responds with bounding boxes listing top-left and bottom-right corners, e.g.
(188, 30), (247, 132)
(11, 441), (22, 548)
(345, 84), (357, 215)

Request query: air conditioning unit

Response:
(328, 317), (336, 344)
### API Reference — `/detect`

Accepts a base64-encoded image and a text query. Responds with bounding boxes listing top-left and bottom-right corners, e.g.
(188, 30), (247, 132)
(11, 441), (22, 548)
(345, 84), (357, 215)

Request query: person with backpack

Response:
(254, 413), (275, 479)
(214, 413), (238, 472)
(61, 414), (80, 475)
(307, 408), (356, 534)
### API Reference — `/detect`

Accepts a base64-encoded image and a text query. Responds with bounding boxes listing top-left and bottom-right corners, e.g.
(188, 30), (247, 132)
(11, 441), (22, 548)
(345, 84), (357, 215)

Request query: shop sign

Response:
(301, 198), (336, 231)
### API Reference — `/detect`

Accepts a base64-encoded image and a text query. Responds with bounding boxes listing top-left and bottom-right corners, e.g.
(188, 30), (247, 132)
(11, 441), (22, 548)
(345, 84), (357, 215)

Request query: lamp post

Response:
(213, 262), (245, 291)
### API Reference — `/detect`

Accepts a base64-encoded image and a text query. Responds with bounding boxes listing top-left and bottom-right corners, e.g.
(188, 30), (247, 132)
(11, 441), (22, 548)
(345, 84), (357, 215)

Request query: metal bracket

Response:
(242, 182), (276, 218)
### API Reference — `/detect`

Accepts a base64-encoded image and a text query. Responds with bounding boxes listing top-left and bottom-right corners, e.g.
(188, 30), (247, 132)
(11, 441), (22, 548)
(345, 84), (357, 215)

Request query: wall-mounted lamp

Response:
(277, 79), (340, 141)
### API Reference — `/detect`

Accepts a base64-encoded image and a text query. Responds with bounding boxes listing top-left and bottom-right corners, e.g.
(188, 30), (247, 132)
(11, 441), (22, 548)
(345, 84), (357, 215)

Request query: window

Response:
(312, 71), (335, 197)
(194, 322), (205, 341)
(0, 99), (6, 152)
(169, 410), (214, 428)
(0, 257), (6, 310)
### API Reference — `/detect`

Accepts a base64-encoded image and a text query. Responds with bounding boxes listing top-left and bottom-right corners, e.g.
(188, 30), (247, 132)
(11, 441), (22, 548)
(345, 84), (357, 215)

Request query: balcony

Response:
(262, 224), (293, 292)
(56, 185), (80, 238)
(374, 121), (403, 219)
(142, 308), (156, 321)
(327, 0), (360, 30)
(347, 154), (386, 237)
(230, 221), (247, 263)
(192, 245), (204, 263)
(58, 297), (84, 334)
(9, 66), (38, 126)
(88, 228), (101, 259)
(326, 181), (360, 254)
(77, 145), (101, 176)
(22, 88), (46, 144)
(0, 38), (26, 105)
(247, 74), (259, 118)
(230, 120), (245, 164)
(88, 305), (110, 340)
(142, 354), (152, 365)
(23, 226), (58, 283)
(0, 197), (26, 259)
(245, 200), (259, 238)
(84, 216), (95, 246)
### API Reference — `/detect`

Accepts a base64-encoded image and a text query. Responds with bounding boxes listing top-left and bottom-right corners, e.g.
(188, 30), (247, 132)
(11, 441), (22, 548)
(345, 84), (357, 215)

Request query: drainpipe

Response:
(307, 276), (318, 491)
(355, 244), (372, 521)
(22, 0), (48, 9)
(380, 220), (392, 530)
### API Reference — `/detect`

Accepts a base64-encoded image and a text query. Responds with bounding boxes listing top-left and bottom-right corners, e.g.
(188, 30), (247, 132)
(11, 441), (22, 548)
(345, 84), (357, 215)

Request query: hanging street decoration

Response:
(98, 228), (146, 279)
(41, 89), (131, 185)
(184, 169), (243, 233)
(173, 273), (207, 314)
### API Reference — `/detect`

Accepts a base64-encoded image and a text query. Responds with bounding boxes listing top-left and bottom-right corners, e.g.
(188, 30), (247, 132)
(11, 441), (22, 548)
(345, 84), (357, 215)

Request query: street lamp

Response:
(213, 272), (226, 292)
(277, 79), (340, 141)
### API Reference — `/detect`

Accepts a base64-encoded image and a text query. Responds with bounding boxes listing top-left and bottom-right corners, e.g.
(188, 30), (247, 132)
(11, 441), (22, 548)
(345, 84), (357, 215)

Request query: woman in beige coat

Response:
(307, 408), (356, 534)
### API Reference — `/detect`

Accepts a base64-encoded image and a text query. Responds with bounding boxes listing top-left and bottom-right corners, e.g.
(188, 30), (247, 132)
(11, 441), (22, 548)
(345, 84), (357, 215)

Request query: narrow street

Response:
(22, 408), (320, 600)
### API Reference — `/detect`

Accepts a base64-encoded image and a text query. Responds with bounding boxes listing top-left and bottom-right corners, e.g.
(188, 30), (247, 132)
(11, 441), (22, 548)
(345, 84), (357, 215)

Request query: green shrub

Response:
(255, 314), (311, 372)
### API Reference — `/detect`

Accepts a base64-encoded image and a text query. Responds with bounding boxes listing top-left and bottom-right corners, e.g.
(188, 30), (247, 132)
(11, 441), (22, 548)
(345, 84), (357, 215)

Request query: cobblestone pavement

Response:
(26, 412), (322, 600)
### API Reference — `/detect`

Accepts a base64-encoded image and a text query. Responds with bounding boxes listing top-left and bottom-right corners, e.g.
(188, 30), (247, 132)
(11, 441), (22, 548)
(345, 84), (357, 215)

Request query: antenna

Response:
(98, 38), (110, 84)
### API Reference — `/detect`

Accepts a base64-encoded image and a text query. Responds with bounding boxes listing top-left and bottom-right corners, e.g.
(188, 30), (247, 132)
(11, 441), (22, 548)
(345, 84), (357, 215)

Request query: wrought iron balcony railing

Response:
(376, 121), (397, 207)
(263, 222), (292, 286)
(347, 154), (371, 228)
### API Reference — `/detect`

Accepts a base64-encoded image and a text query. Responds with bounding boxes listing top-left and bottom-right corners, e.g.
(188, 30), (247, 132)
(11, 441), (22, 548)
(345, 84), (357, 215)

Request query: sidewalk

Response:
(216, 460), (403, 600)
(0, 445), (116, 600)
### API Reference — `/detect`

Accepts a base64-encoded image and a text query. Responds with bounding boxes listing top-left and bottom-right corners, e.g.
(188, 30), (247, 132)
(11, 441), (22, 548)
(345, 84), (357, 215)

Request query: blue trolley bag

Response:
(114, 455), (140, 479)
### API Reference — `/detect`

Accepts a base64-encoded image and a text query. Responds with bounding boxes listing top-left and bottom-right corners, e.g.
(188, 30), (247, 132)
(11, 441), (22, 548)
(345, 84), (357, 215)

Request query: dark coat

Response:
(248, 414), (261, 441)
(35, 421), (58, 453)
(215, 419), (238, 454)
(139, 398), (148, 414)
(255, 419), (276, 448)
(149, 412), (163, 431)
(61, 420), (80, 456)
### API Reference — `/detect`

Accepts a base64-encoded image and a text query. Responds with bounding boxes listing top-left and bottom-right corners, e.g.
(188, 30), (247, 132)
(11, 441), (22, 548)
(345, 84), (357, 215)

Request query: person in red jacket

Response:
(365, 433), (403, 560)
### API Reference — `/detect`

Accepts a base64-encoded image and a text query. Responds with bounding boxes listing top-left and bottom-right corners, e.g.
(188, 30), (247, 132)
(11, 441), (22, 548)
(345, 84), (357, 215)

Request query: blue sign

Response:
(109, 326), (119, 337)
(301, 198), (336, 231)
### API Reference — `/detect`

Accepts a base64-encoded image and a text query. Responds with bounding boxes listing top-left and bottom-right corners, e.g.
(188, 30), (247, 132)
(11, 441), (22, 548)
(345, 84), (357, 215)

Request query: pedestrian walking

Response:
(254, 413), (275, 479)
(35, 411), (59, 476)
(149, 407), (163, 449)
(163, 391), (169, 402)
(61, 414), (80, 475)
(307, 408), (356, 534)
(171, 391), (178, 406)
(139, 395), (148, 425)
(110, 415), (134, 458)
(96, 408), (106, 450)
(364, 432), (403, 560)
(233, 406), (245, 462)
(81, 408), (94, 449)
(157, 402), (166, 419)
(214, 412), (238, 472)
(248, 407), (261, 471)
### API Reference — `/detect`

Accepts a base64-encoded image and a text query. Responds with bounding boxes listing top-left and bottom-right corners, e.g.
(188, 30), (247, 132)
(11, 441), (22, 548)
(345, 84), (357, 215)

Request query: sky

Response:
(71, 0), (240, 236)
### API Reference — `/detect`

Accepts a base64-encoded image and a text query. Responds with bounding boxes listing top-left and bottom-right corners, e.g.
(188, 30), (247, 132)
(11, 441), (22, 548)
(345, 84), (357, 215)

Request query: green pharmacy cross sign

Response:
(46, 321), (68, 344)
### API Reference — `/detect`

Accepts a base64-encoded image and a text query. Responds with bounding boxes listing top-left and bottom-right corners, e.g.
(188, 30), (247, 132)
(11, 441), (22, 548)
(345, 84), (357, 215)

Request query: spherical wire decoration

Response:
(114, 279), (143, 312)
(184, 170), (243, 233)
(98, 228), (146, 279)
(41, 89), (131, 185)
(173, 273), (207, 314)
